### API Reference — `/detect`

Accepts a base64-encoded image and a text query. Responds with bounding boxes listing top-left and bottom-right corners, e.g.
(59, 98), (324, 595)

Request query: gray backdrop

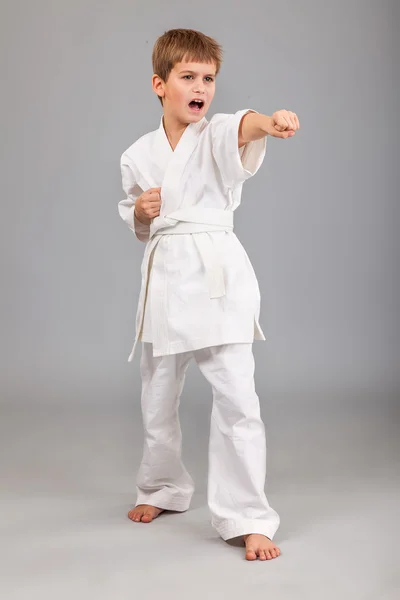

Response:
(1, 1), (399, 598)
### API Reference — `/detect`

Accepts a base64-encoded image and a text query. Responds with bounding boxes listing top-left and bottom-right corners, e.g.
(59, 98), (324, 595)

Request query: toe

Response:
(259, 550), (267, 561)
(141, 513), (153, 522)
(245, 548), (257, 561)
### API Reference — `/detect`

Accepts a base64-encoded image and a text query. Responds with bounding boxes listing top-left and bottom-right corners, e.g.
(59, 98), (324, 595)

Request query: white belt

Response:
(151, 208), (234, 298)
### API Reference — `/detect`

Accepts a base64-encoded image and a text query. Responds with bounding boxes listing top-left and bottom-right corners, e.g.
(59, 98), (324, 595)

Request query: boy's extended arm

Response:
(238, 110), (300, 146)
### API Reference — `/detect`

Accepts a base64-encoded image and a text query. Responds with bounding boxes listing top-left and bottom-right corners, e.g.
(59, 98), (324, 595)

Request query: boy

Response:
(118, 29), (300, 561)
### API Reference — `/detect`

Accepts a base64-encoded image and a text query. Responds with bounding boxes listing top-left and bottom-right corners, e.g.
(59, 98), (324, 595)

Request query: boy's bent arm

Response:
(238, 110), (299, 146)
(119, 158), (150, 243)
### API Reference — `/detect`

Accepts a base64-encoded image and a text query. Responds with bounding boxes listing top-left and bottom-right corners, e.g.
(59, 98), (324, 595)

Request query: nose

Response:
(193, 79), (205, 94)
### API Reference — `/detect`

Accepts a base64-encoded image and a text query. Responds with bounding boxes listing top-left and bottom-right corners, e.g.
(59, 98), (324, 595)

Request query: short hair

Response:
(152, 29), (223, 104)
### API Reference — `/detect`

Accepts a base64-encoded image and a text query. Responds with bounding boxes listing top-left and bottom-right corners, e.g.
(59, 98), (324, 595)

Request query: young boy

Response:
(118, 29), (299, 561)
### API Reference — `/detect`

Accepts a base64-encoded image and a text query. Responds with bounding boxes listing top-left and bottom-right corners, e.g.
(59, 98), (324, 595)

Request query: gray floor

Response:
(1, 391), (398, 600)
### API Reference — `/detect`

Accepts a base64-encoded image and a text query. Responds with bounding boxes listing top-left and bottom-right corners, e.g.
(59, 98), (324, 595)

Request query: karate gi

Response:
(118, 109), (280, 540)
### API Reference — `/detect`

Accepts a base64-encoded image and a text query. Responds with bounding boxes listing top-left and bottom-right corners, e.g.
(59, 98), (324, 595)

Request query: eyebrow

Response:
(179, 70), (216, 77)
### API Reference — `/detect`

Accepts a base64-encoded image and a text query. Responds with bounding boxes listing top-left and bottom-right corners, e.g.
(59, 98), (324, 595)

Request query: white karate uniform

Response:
(118, 109), (267, 360)
(118, 109), (280, 540)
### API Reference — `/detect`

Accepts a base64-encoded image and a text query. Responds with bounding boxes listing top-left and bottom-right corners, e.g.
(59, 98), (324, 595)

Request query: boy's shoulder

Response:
(208, 109), (254, 129)
(120, 126), (158, 164)
(207, 112), (233, 124)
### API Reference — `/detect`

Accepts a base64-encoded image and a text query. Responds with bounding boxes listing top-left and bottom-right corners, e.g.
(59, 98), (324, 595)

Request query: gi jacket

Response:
(119, 109), (267, 359)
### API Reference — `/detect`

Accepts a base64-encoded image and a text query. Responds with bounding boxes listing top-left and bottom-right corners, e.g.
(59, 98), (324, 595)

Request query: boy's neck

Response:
(162, 113), (189, 151)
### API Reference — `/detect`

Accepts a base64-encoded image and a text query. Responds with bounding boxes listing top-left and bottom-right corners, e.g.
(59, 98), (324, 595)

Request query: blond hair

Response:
(152, 29), (223, 104)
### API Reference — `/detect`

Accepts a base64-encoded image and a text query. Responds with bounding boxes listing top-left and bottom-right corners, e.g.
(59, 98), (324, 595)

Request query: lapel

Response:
(132, 116), (208, 198)
(157, 116), (207, 215)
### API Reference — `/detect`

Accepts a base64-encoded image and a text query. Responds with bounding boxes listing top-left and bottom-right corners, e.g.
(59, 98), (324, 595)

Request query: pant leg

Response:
(193, 343), (280, 541)
(136, 342), (194, 511)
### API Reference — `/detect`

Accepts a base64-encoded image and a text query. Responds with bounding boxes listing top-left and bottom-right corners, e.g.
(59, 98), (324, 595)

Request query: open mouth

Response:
(188, 99), (204, 112)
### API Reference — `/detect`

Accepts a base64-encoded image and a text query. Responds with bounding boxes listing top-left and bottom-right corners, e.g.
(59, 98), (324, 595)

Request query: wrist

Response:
(259, 114), (273, 135)
(134, 209), (150, 226)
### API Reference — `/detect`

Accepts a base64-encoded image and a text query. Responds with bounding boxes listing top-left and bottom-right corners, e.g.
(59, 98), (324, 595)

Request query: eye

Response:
(183, 75), (193, 80)
(205, 76), (214, 82)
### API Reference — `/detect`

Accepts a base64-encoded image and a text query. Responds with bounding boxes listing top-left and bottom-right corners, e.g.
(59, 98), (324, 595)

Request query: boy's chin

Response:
(168, 107), (208, 125)
(185, 109), (207, 122)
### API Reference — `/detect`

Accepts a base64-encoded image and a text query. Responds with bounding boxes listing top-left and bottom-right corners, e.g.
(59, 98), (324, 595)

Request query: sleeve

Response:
(210, 109), (267, 189)
(118, 154), (150, 243)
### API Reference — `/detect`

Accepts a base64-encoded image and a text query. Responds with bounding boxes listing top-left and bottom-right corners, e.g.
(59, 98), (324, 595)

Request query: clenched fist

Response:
(267, 110), (300, 139)
(134, 187), (162, 225)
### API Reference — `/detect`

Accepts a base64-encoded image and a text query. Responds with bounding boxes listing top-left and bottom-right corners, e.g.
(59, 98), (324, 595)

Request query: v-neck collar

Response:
(158, 115), (207, 153)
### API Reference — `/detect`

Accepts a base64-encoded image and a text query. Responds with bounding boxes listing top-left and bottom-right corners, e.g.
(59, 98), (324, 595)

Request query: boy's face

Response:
(154, 60), (216, 124)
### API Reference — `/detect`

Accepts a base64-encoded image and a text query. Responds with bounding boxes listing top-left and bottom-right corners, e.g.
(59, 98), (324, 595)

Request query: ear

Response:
(152, 74), (165, 100)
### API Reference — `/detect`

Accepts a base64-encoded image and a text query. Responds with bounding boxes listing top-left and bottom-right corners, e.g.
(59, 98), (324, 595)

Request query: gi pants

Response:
(136, 342), (280, 541)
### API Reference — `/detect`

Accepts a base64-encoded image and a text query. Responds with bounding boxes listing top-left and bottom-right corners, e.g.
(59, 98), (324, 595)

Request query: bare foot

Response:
(128, 504), (164, 523)
(243, 534), (281, 561)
